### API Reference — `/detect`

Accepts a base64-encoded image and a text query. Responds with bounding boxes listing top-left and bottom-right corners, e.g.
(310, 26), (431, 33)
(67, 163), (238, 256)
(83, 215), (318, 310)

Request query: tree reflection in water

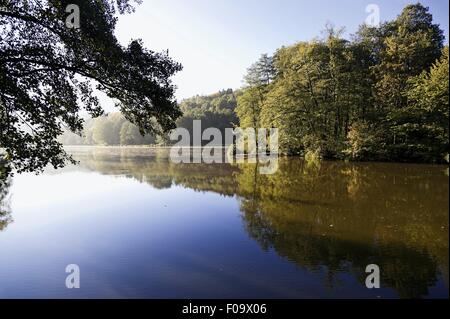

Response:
(5, 147), (450, 298)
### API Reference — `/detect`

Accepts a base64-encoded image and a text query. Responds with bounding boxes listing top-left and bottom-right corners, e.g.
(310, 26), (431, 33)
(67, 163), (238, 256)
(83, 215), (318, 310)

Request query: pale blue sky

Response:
(111, 0), (449, 104)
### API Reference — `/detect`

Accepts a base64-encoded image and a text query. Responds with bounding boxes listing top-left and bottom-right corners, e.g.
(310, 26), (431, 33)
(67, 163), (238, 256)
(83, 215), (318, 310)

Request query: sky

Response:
(109, 0), (449, 106)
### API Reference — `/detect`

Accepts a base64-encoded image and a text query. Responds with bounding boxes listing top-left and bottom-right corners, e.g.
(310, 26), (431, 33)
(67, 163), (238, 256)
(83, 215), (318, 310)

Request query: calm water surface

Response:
(0, 147), (448, 298)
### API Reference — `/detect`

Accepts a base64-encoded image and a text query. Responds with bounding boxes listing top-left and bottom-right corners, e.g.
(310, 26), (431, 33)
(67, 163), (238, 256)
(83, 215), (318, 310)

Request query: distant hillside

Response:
(59, 89), (240, 146)
(58, 113), (158, 146)
(176, 89), (239, 140)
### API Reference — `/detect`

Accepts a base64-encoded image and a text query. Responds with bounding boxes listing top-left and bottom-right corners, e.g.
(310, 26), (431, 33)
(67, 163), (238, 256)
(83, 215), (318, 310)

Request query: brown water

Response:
(0, 147), (448, 298)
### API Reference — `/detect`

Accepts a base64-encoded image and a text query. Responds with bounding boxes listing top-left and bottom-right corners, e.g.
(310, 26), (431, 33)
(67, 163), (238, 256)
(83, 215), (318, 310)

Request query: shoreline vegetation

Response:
(58, 4), (449, 165)
(0, 2), (448, 174)
(55, 146), (448, 169)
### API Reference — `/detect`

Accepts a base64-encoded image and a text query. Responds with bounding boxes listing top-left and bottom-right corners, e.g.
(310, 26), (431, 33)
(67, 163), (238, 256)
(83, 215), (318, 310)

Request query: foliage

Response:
(59, 112), (156, 145)
(0, 0), (182, 172)
(344, 121), (378, 160)
(243, 53), (276, 87)
(176, 89), (239, 144)
(60, 89), (239, 146)
(403, 47), (449, 161)
(0, 158), (12, 231)
(236, 4), (448, 162)
(236, 54), (275, 130)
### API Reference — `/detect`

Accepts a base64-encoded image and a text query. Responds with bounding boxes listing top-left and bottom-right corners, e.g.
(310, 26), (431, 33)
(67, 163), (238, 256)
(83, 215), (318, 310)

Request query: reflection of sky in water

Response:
(0, 149), (448, 298)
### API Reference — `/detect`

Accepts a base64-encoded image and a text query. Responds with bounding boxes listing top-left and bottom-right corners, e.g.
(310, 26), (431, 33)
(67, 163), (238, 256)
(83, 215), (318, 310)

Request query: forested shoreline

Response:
(237, 4), (448, 163)
(60, 4), (449, 163)
(58, 89), (238, 146)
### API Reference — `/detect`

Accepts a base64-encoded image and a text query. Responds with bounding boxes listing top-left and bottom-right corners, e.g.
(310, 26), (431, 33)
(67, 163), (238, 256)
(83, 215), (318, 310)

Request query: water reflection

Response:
(64, 147), (449, 298)
(1, 147), (448, 298)
(237, 162), (449, 298)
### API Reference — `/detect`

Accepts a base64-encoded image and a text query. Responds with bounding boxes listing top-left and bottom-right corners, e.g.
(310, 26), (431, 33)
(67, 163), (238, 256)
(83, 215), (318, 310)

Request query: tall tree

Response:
(236, 54), (275, 130)
(0, 0), (182, 172)
(404, 46), (449, 161)
(371, 4), (444, 154)
(259, 30), (362, 157)
(236, 86), (263, 128)
(244, 53), (276, 87)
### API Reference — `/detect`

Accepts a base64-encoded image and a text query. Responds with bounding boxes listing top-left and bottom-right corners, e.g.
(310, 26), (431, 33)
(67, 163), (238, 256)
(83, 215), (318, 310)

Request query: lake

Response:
(0, 147), (448, 298)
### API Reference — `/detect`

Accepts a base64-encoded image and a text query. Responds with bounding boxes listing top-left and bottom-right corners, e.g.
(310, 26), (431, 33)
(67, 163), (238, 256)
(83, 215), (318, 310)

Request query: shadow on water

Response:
(2, 147), (449, 298)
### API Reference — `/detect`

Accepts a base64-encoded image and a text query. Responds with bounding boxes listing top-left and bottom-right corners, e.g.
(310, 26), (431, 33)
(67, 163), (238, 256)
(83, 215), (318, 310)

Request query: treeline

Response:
(59, 113), (158, 146)
(61, 4), (449, 162)
(236, 4), (449, 162)
(59, 89), (239, 146)
(176, 88), (238, 141)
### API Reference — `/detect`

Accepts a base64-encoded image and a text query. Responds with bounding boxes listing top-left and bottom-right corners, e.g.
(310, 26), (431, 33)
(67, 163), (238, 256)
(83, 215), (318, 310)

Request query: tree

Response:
(244, 53), (276, 87)
(237, 54), (275, 129)
(259, 30), (362, 156)
(108, 112), (127, 144)
(58, 112), (157, 145)
(371, 4), (444, 155)
(235, 4), (446, 162)
(236, 87), (262, 128)
(343, 120), (384, 160)
(177, 89), (238, 145)
(0, 0), (182, 172)
(119, 121), (140, 145)
(91, 117), (113, 145)
(404, 46), (449, 161)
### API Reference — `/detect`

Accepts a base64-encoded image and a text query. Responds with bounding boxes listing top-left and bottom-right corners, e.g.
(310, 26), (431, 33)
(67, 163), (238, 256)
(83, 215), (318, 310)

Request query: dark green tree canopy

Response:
(0, 0), (182, 172)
